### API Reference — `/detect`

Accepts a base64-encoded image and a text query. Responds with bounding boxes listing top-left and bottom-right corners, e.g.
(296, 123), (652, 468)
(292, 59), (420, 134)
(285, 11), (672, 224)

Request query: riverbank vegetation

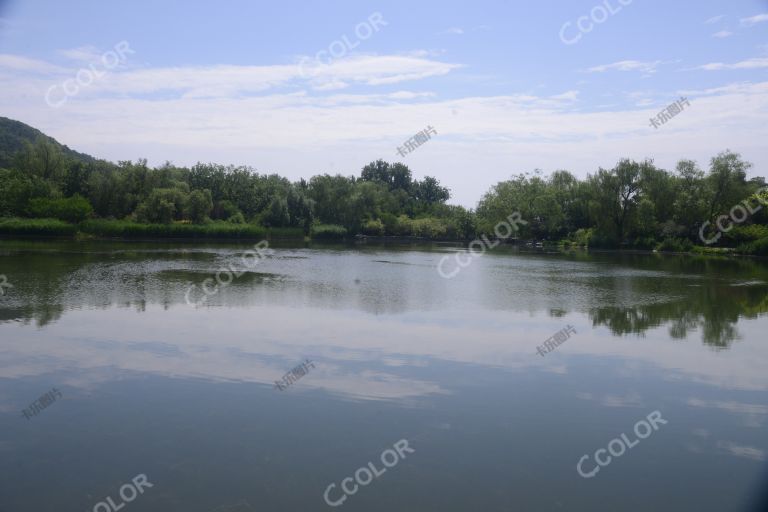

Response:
(1, 117), (766, 253)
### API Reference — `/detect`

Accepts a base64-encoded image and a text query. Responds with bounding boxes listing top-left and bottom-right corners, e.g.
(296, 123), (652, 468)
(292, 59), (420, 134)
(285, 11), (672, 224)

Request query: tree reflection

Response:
(590, 280), (768, 348)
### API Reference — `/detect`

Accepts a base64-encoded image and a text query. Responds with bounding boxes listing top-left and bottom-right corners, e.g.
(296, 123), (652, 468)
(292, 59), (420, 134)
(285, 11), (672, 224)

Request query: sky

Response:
(0, 0), (767, 207)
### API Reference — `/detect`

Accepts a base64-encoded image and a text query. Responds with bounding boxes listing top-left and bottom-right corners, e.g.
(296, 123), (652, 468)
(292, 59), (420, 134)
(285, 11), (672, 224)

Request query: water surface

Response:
(1, 240), (767, 511)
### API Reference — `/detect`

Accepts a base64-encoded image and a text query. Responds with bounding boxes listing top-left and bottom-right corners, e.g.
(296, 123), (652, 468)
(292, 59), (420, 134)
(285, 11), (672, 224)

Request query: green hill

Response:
(0, 116), (95, 169)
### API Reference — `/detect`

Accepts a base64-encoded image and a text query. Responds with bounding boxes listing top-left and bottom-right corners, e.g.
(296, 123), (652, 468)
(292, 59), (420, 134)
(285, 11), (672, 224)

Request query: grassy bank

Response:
(0, 217), (78, 236)
(2, 217), (767, 256)
(0, 218), (303, 240)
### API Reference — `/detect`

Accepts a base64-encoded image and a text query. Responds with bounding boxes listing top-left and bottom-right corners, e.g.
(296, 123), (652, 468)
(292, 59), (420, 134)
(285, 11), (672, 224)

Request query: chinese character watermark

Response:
(649, 97), (691, 129)
(536, 325), (577, 356)
(21, 387), (62, 420)
(274, 359), (315, 391)
(396, 125), (437, 158)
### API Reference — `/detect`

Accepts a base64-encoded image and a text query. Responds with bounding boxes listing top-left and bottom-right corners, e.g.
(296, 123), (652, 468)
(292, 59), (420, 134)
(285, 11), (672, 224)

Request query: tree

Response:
(705, 150), (751, 221)
(414, 176), (450, 206)
(188, 189), (213, 224)
(262, 197), (290, 227)
(135, 188), (188, 224)
(15, 138), (66, 181)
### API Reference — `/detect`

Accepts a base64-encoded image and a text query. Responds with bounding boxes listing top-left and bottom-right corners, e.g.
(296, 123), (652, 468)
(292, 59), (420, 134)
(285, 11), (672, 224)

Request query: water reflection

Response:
(2, 241), (767, 350)
(2, 241), (767, 512)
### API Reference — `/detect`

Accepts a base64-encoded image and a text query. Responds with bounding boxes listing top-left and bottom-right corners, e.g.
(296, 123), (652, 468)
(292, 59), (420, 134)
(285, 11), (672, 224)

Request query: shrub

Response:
(632, 237), (657, 250)
(738, 237), (768, 256)
(227, 212), (245, 224)
(312, 224), (347, 239)
(411, 217), (448, 239)
(380, 213), (398, 235)
(362, 219), (385, 236)
(656, 237), (693, 253)
(724, 224), (768, 245)
(589, 232), (620, 249)
(571, 228), (593, 247)
(28, 195), (93, 223)
(391, 215), (413, 236)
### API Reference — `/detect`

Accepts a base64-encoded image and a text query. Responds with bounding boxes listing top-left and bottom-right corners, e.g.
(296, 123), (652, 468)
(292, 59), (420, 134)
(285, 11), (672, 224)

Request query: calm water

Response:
(1, 240), (767, 511)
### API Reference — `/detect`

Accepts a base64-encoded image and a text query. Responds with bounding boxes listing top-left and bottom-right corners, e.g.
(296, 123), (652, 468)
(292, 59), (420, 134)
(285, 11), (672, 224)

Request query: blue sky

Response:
(1, 0), (767, 206)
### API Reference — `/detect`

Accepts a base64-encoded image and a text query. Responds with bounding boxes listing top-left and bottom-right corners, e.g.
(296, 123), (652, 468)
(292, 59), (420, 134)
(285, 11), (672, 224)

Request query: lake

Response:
(1, 240), (767, 511)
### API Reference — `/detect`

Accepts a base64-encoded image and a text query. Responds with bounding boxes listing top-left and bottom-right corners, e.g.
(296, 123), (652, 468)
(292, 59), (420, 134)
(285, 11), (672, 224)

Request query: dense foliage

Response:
(475, 154), (767, 252)
(1, 118), (767, 252)
(0, 136), (466, 238)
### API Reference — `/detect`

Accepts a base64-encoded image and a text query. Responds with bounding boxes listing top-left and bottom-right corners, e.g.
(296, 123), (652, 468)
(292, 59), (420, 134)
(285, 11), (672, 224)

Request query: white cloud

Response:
(717, 441), (766, 461)
(0, 52), (461, 98)
(577, 392), (643, 407)
(740, 13), (768, 26)
(678, 82), (757, 96)
(687, 398), (768, 427)
(57, 46), (106, 64)
(585, 60), (662, 75)
(0, 54), (68, 74)
(696, 57), (768, 71)
(439, 27), (464, 35)
(549, 90), (579, 102)
(704, 15), (725, 24)
(1, 49), (768, 208)
(712, 30), (733, 39)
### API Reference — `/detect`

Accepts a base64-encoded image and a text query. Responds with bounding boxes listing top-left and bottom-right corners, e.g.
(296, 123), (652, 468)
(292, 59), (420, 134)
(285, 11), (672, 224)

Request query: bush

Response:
(411, 217), (448, 239)
(590, 233), (620, 249)
(312, 224), (347, 239)
(391, 215), (413, 236)
(724, 224), (768, 245)
(362, 219), (385, 236)
(656, 237), (693, 253)
(28, 195), (93, 223)
(571, 228), (593, 247)
(632, 237), (658, 250)
(227, 212), (246, 224)
(380, 213), (398, 235)
(738, 237), (768, 256)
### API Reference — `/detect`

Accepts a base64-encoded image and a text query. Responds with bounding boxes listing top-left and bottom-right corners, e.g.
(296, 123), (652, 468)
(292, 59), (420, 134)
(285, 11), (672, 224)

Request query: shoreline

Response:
(0, 232), (761, 259)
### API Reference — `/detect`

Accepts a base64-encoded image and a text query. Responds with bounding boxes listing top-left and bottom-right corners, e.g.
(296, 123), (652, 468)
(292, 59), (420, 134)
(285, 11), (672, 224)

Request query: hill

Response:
(0, 116), (95, 169)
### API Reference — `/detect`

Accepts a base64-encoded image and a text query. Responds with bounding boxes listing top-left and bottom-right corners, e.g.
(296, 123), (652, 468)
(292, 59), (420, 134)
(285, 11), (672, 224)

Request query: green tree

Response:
(188, 189), (213, 224)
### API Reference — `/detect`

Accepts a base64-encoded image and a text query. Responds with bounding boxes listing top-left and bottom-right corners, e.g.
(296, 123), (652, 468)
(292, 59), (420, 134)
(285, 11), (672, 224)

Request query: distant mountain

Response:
(0, 117), (95, 169)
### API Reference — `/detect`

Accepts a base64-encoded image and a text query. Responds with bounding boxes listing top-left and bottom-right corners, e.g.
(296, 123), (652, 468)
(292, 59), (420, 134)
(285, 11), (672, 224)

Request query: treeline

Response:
(0, 138), (471, 238)
(477, 152), (768, 254)
(1, 137), (767, 253)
